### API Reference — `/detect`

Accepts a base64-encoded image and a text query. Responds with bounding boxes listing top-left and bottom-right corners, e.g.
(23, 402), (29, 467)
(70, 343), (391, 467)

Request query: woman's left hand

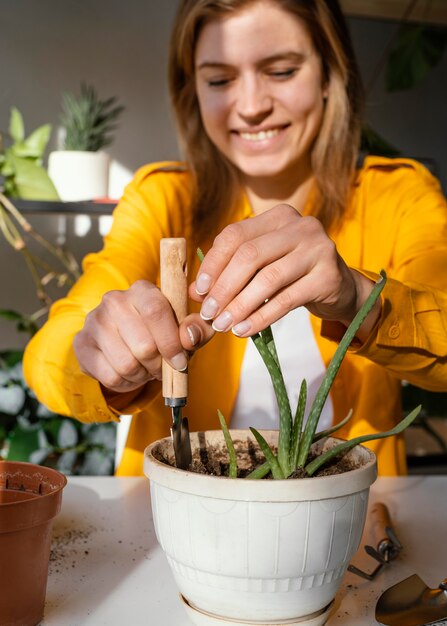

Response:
(189, 204), (381, 340)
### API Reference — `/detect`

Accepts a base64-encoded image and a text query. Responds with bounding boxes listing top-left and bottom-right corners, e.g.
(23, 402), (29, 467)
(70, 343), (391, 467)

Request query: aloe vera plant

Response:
(216, 270), (421, 478)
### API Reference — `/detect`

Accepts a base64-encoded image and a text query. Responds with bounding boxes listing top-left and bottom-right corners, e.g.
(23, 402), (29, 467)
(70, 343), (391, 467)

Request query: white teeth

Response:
(239, 128), (280, 141)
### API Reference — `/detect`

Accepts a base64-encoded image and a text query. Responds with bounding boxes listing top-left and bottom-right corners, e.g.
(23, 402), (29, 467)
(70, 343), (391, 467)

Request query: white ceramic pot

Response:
(144, 430), (377, 625)
(48, 150), (110, 201)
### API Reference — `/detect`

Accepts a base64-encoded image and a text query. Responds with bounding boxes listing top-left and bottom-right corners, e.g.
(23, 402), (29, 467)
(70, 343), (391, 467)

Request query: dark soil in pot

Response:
(153, 436), (361, 478)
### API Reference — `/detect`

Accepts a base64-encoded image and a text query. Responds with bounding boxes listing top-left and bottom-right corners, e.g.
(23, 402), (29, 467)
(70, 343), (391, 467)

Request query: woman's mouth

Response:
(236, 125), (289, 142)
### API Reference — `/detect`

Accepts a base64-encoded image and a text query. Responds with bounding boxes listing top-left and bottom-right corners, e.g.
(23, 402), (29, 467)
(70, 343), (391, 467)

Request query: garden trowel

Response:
(160, 238), (192, 470)
(376, 574), (447, 626)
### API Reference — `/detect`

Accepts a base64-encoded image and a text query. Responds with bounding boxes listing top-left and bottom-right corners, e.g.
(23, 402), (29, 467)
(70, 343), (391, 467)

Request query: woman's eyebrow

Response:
(197, 51), (307, 71)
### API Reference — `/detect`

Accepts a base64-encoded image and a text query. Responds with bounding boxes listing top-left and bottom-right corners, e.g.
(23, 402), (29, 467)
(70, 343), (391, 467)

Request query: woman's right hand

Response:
(73, 280), (214, 393)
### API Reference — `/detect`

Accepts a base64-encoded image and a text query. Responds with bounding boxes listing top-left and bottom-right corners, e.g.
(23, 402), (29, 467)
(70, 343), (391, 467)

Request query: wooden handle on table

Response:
(370, 501), (393, 549)
(160, 238), (188, 401)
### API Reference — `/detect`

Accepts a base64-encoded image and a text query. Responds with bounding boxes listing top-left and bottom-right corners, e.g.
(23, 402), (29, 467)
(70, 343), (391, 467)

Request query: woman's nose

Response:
(236, 76), (273, 123)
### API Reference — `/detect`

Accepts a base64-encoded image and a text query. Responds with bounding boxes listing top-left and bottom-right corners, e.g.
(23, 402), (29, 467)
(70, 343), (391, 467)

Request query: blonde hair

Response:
(169, 0), (364, 241)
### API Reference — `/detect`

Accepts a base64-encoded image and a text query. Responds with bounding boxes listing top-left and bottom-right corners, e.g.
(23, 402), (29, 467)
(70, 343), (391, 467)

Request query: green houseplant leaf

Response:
(1, 108), (60, 201)
(386, 25), (447, 92)
(11, 124), (53, 160)
(6, 152), (59, 200)
(9, 107), (25, 143)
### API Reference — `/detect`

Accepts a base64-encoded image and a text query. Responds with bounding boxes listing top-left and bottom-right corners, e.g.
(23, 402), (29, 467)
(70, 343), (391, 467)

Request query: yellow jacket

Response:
(23, 157), (447, 476)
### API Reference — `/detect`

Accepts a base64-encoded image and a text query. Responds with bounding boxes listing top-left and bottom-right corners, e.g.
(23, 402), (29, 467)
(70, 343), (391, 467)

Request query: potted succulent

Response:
(144, 270), (421, 626)
(48, 83), (125, 201)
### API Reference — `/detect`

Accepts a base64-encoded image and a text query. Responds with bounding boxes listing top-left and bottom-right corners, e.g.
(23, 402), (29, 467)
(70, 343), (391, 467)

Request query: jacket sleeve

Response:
(23, 163), (190, 423)
(322, 160), (447, 391)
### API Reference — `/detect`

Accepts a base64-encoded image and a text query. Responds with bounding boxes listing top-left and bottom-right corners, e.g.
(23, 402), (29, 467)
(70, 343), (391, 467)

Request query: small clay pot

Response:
(0, 461), (67, 626)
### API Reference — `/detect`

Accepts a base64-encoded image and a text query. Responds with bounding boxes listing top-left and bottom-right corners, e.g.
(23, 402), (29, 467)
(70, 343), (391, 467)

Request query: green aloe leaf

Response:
(312, 409), (353, 443)
(260, 326), (279, 366)
(252, 333), (292, 476)
(290, 379), (307, 470)
(246, 460), (271, 480)
(217, 409), (237, 478)
(250, 427), (284, 479)
(305, 405), (422, 476)
(297, 271), (386, 468)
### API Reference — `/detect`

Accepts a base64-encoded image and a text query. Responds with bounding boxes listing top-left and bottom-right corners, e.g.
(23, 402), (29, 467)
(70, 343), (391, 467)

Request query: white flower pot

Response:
(48, 150), (110, 201)
(144, 430), (377, 625)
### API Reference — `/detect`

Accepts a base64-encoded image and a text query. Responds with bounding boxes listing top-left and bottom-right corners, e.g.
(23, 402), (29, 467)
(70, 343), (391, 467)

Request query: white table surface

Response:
(40, 476), (447, 626)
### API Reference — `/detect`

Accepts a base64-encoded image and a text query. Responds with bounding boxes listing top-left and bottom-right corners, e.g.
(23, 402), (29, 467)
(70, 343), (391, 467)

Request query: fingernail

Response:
(196, 273), (211, 295)
(187, 324), (200, 346)
(212, 311), (233, 332)
(232, 320), (252, 337)
(200, 297), (219, 320)
(170, 352), (188, 371)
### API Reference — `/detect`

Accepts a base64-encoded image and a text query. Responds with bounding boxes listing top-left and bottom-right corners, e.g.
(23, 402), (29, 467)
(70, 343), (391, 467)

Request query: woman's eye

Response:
(268, 68), (297, 79)
(207, 77), (232, 88)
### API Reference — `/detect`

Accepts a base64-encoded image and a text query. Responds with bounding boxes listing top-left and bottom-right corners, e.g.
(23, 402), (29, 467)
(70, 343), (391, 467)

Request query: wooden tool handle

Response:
(370, 501), (392, 548)
(160, 238), (188, 400)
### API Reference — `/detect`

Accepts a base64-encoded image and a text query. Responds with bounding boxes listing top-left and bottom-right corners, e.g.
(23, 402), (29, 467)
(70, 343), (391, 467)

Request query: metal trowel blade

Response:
(376, 574), (447, 626)
(171, 415), (192, 470)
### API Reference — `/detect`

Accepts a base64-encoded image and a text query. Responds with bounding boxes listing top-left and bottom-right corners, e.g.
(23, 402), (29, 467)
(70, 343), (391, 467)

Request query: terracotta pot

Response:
(0, 461), (67, 626)
(144, 430), (377, 626)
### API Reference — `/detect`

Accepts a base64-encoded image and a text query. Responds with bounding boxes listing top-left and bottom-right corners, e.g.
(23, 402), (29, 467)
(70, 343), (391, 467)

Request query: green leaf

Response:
(250, 427), (284, 479)
(7, 424), (41, 461)
(9, 107), (25, 143)
(0, 350), (24, 368)
(217, 409), (237, 477)
(0, 309), (24, 322)
(246, 460), (271, 479)
(360, 125), (401, 158)
(7, 153), (60, 200)
(290, 379), (307, 470)
(312, 409), (353, 443)
(386, 25), (447, 92)
(252, 332), (292, 476)
(24, 123), (52, 156)
(297, 271), (387, 468)
(305, 405), (422, 476)
(11, 124), (52, 159)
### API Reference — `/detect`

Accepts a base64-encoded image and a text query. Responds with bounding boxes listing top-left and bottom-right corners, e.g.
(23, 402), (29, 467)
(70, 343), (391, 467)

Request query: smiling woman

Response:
(23, 0), (447, 478)
(194, 2), (327, 208)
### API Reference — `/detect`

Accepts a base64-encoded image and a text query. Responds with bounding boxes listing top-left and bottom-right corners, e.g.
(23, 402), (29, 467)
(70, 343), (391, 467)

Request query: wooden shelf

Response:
(341, 0), (447, 25)
(10, 198), (116, 216)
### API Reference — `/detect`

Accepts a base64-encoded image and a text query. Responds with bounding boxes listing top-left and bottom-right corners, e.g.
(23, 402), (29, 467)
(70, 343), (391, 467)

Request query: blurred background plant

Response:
(59, 82), (125, 152)
(361, 0), (447, 156)
(0, 313), (116, 475)
(0, 107), (116, 474)
(0, 107), (59, 200)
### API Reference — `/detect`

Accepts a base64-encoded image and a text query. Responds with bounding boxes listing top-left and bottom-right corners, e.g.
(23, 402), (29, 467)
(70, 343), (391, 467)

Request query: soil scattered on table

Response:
(49, 525), (94, 575)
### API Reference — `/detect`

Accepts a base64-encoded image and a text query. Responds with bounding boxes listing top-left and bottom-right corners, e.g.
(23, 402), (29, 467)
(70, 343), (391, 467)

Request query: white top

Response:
(231, 307), (333, 432)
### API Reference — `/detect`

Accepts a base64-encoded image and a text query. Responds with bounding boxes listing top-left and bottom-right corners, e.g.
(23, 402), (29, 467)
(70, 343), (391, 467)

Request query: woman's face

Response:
(195, 0), (327, 189)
